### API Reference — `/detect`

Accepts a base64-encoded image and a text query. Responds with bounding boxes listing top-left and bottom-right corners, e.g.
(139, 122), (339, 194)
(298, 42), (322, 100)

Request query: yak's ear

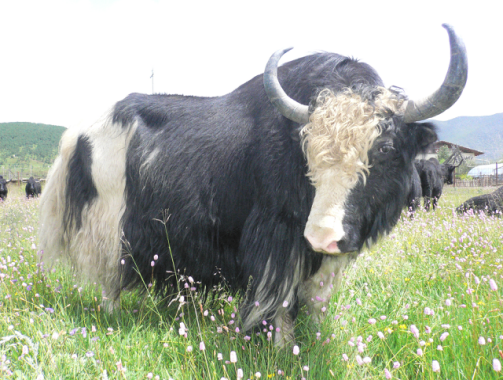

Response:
(414, 122), (437, 153)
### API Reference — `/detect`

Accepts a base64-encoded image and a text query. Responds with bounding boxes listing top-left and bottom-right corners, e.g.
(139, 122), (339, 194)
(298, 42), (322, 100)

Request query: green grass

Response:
(1, 187), (502, 379)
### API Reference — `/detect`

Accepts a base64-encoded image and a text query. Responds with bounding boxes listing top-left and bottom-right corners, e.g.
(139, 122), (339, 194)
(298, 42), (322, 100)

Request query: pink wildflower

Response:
(432, 360), (440, 372)
(230, 351), (237, 363)
(493, 359), (502, 372)
(384, 368), (392, 379)
(410, 325), (420, 338)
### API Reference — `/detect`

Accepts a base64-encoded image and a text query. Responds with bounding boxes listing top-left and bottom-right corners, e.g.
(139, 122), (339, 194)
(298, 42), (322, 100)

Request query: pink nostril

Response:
(305, 234), (341, 253)
(326, 241), (339, 252)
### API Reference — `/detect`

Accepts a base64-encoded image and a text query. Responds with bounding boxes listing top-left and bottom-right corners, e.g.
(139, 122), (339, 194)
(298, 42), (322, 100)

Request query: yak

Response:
(0, 176), (9, 201)
(415, 158), (446, 211)
(456, 186), (503, 215)
(25, 177), (42, 198)
(39, 24), (467, 345)
(415, 158), (458, 211)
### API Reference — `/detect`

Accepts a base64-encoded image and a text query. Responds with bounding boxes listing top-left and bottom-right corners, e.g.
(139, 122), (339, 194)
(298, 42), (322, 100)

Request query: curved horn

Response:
(263, 48), (310, 125)
(403, 24), (468, 123)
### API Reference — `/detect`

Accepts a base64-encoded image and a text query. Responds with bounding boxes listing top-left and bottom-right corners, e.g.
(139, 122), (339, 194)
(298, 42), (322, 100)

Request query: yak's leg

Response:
(298, 254), (356, 324)
(273, 308), (297, 347)
(101, 282), (121, 313)
(424, 192), (431, 211)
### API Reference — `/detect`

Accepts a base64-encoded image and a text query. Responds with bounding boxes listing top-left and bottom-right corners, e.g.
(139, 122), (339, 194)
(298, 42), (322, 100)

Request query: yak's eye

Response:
(379, 145), (394, 154)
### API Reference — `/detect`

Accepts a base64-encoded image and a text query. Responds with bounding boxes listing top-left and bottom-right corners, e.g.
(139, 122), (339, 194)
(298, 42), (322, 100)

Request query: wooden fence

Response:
(454, 175), (501, 188)
(1, 166), (49, 181)
(1, 170), (45, 184)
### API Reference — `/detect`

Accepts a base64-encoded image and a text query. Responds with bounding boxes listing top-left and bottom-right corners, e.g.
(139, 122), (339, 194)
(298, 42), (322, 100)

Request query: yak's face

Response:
(442, 165), (456, 185)
(303, 88), (436, 254)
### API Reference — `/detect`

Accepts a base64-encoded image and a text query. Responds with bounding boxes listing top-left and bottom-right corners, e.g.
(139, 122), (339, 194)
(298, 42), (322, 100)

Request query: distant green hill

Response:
(0, 122), (66, 166)
(433, 113), (503, 161)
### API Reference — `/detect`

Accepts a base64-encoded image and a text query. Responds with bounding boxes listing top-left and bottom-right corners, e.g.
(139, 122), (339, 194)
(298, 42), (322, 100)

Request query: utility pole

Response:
(150, 69), (154, 94)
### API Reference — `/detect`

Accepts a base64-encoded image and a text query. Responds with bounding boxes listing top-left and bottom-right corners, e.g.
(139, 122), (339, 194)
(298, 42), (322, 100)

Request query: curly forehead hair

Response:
(300, 86), (406, 187)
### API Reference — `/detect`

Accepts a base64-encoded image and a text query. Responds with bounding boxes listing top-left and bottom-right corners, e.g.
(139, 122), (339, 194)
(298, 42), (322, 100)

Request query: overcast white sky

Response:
(1, 0), (502, 129)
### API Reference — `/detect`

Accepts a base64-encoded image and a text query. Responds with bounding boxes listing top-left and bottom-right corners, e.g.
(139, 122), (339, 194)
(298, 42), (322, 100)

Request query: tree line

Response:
(0, 122), (65, 166)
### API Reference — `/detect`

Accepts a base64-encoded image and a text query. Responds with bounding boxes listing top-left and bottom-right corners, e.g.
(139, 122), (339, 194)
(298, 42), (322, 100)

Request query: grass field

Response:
(1, 186), (502, 379)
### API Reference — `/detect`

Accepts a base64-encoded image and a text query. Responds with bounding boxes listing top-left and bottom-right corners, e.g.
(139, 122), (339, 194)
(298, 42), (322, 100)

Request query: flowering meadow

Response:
(1, 184), (502, 379)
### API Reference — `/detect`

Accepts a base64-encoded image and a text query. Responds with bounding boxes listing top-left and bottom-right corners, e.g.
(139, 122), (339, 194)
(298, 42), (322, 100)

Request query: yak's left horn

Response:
(263, 48), (310, 125)
(403, 24), (468, 123)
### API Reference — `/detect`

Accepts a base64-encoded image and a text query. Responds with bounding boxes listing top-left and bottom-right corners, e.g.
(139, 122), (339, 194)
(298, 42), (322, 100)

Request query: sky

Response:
(1, 0), (502, 129)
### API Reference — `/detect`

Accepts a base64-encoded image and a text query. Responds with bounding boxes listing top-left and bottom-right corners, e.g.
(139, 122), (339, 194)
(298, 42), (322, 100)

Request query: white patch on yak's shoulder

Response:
(301, 87), (403, 254)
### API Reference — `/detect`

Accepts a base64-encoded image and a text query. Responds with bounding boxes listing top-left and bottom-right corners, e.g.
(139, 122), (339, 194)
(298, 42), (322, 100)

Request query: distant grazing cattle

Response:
(415, 158), (446, 211)
(456, 186), (503, 215)
(25, 177), (42, 198)
(415, 158), (458, 211)
(0, 176), (9, 201)
(40, 24), (467, 345)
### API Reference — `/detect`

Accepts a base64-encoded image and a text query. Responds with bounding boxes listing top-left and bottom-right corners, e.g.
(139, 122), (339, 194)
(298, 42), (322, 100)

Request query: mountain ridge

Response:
(1, 113), (502, 166)
(432, 113), (503, 161)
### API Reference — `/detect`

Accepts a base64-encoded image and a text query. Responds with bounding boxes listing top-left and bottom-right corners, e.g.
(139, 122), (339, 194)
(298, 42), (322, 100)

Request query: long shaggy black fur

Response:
(406, 162), (423, 213)
(64, 135), (97, 233)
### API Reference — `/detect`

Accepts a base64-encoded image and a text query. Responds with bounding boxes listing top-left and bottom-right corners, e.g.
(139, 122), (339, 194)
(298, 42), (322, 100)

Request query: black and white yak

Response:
(0, 176), (9, 201)
(39, 24), (467, 345)
(25, 177), (42, 198)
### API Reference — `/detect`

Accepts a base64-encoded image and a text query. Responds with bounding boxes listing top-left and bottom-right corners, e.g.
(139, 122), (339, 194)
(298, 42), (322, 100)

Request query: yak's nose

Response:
(305, 227), (342, 254)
